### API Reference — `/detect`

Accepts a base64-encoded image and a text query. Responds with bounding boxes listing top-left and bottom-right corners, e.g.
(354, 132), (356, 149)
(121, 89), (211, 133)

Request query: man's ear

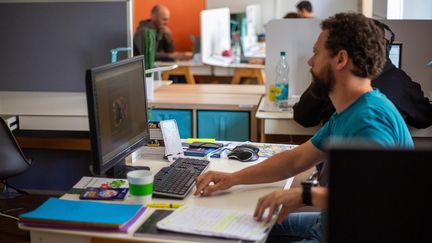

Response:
(334, 50), (349, 70)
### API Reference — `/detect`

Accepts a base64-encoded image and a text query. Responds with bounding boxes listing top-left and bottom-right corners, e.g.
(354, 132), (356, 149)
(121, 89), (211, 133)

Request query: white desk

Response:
(256, 97), (320, 142)
(20, 156), (293, 243)
(256, 96), (432, 142)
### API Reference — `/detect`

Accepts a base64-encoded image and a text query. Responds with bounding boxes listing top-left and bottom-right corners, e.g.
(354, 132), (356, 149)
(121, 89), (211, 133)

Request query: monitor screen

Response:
(389, 43), (402, 68)
(85, 56), (150, 177)
(327, 147), (432, 242)
(200, 8), (231, 65)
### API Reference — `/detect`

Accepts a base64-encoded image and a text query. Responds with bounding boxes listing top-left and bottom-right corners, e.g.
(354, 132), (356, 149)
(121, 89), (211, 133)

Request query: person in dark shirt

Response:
(293, 21), (432, 129)
(296, 1), (314, 18)
(133, 5), (192, 61)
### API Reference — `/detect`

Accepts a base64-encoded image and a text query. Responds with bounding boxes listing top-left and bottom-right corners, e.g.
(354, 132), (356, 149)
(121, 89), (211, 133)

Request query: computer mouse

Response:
(233, 144), (260, 153)
(227, 148), (259, 162)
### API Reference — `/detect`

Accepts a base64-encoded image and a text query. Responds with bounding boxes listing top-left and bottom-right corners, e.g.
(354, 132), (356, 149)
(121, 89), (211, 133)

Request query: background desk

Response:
(149, 84), (264, 141)
(20, 156), (293, 243)
(156, 61), (265, 84)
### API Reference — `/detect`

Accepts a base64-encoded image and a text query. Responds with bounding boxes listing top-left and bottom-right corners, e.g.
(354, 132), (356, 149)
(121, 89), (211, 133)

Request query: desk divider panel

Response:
(0, 0), (132, 92)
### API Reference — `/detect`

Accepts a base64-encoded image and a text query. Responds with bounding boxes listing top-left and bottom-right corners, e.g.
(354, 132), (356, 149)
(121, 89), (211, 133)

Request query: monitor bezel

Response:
(85, 55), (149, 176)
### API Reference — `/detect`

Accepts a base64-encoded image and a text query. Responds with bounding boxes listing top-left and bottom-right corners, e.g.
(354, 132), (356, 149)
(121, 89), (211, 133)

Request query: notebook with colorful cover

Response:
(19, 197), (145, 232)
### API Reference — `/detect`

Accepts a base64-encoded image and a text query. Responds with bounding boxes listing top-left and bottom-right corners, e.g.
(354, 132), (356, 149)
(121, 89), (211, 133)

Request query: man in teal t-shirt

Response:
(312, 88), (413, 150)
(194, 13), (414, 242)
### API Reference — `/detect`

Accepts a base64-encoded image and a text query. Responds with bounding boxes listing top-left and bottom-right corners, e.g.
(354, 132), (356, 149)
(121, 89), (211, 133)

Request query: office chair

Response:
(0, 118), (31, 199)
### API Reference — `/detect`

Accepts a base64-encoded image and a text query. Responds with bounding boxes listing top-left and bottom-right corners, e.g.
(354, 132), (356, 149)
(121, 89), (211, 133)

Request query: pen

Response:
(146, 203), (184, 208)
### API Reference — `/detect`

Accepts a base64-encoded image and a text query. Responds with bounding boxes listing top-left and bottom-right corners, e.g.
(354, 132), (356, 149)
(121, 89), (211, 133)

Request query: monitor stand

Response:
(105, 160), (150, 179)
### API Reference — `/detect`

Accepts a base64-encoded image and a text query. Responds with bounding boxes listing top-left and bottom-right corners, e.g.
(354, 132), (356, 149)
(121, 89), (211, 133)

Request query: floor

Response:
(0, 194), (56, 243)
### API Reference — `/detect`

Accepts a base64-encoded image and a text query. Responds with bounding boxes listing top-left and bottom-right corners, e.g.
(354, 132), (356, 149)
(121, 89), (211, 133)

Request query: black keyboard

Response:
(153, 157), (210, 199)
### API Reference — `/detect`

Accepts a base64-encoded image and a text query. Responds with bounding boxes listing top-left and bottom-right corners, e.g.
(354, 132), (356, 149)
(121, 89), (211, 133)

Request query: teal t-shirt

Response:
(311, 89), (414, 150)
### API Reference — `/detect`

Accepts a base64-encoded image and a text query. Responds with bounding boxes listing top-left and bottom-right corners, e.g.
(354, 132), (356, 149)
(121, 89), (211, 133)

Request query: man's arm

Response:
(194, 140), (325, 196)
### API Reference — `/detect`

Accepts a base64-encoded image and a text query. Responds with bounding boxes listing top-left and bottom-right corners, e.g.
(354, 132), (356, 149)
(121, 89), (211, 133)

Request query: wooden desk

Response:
(229, 64), (266, 85)
(162, 66), (196, 84)
(156, 83), (265, 95)
(156, 61), (266, 85)
(156, 61), (210, 84)
(20, 156), (293, 243)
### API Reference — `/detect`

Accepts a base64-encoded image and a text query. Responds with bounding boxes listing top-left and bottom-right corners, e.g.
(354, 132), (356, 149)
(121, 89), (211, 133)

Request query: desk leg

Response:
(260, 119), (266, 143)
(231, 68), (266, 84)
(162, 66), (195, 84)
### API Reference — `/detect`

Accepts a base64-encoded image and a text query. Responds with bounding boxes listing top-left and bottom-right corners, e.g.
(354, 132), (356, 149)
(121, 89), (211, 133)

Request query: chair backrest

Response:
(0, 118), (31, 180)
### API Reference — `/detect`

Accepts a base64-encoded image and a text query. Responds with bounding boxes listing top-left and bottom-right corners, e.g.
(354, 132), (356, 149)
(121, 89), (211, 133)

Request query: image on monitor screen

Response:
(85, 56), (150, 178)
(389, 43), (402, 68)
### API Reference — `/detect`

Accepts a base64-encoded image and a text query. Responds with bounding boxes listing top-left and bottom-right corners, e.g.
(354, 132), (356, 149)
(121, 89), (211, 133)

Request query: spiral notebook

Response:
(156, 205), (270, 241)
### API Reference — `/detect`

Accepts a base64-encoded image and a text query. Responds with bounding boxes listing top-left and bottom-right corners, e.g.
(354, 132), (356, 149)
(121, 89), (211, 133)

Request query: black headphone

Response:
(373, 20), (395, 56)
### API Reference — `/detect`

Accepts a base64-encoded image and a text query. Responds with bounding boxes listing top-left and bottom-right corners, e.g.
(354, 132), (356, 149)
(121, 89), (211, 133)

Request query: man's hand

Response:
(253, 188), (302, 224)
(194, 171), (236, 196)
(159, 25), (172, 35)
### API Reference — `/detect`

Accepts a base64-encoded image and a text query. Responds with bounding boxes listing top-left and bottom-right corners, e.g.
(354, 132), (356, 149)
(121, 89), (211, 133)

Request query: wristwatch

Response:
(301, 180), (319, 206)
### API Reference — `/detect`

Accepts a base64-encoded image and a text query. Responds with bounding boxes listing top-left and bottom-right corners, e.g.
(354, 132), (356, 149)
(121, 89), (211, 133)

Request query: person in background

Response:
(296, 1), (314, 18)
(195, 12), (413, 242)
(133, 5), (192, 61)
(284, 12), (300, 19)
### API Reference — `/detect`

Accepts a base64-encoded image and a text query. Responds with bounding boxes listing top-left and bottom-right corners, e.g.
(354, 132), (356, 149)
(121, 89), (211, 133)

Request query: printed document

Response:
(156, 205), (270, 241)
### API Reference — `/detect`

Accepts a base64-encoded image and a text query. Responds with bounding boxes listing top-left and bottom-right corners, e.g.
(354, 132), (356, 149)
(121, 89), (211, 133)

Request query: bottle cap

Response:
(280, 51), (286, 56)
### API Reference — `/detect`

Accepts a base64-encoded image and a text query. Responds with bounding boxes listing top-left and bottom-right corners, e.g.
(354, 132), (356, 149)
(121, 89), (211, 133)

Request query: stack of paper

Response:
(156, 205), (270, 241)
(19, 198), (145, 232)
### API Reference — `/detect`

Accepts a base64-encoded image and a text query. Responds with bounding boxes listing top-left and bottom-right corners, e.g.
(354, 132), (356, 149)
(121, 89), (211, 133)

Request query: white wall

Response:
(403, 0), (432, 19)
(373, 0), (387, 18)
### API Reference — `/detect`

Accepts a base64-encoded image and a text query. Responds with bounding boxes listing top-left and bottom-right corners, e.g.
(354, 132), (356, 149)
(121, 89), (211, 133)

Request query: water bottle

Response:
(233, 41), (241, 64)
(275, 51), (289, 107)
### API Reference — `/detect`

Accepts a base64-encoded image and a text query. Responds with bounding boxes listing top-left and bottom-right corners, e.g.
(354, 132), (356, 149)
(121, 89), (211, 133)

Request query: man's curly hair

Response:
(321, 12), (386, 79)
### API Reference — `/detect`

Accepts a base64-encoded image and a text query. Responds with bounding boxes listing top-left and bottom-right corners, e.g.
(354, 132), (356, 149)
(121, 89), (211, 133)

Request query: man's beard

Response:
(309, 64), (335, 100)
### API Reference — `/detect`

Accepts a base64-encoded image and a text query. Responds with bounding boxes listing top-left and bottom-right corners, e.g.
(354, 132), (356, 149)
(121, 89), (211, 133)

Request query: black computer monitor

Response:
(389, 43), (402, 68)
(327, 147), (432, 242)
(85, 56), (150, 178)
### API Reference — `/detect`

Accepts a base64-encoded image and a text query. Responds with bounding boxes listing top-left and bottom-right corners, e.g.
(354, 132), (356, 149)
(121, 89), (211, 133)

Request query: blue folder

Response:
(19, 197), (145, 231)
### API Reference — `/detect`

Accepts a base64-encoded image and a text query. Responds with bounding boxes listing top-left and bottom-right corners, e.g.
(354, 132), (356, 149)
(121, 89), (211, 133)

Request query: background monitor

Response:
(389, 43), (402, 68)
(200, 8), (231, 65)
(327, 147), (432, 242)
(85, 56), (150, 178)
(241, 4), (265, 59)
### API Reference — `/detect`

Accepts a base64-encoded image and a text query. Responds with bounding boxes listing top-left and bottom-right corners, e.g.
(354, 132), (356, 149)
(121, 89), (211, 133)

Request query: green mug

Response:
(127, 170), (153, 204)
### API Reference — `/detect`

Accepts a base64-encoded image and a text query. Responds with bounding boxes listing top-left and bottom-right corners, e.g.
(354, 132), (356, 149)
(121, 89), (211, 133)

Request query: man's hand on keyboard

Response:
(194, 171), (235, 197)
